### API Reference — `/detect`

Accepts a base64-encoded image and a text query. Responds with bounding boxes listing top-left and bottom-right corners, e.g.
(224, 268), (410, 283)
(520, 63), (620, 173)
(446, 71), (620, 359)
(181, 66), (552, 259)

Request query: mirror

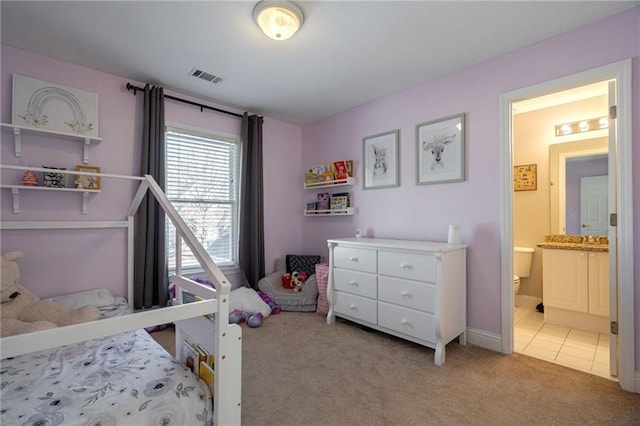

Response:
(549, 137), (608, 235)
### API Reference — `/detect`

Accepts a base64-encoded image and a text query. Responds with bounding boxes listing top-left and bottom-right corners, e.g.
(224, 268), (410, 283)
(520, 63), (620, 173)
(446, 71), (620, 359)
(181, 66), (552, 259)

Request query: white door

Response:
(580, 175), (608, 236)
(607, 80), (618, 377)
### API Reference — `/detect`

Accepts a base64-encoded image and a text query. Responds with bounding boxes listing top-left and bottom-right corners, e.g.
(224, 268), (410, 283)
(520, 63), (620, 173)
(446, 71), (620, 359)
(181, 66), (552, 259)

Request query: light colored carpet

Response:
(152, 312), (640, 425)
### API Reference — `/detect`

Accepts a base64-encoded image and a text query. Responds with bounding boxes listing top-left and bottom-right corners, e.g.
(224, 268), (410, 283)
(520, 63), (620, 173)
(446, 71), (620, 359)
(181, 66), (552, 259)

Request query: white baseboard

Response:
(466, 327), (502, 353)
(635, 371), (640, 394)
(515, 295), (542, 310)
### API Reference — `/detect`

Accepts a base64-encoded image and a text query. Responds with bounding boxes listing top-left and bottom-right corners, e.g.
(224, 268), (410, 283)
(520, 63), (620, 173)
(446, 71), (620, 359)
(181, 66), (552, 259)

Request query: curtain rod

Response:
(126, 82), (244, 119)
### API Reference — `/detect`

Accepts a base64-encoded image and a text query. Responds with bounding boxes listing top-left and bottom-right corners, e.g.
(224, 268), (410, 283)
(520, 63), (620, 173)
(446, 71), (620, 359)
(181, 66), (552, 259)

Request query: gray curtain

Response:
(239, 113), (265, 289)
(134, 84), (167, 309)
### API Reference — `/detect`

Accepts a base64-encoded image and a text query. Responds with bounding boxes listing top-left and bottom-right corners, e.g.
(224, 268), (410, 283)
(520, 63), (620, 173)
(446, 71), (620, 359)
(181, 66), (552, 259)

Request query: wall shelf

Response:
(1, 123), (102, 164)
(1, 185), (100, 215)
(304, 177), (354, 190)
(1, 165), (101, 215)
(304, 208), (354, 216)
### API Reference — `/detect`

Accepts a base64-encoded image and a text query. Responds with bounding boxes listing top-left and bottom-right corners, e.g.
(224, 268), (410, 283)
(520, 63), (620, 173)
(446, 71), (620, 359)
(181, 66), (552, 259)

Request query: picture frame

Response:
(363, 130), (399, 190)
(416, 113), (465, 185)
(12, 75), (99, 137)
(75, 165), (101, 190)
(514, 163), (537, 191)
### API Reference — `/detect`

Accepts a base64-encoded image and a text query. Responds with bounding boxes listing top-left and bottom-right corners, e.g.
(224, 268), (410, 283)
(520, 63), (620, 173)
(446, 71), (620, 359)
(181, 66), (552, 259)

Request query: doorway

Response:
(498, 59), (635, 392)
(512, 87), (611, 378)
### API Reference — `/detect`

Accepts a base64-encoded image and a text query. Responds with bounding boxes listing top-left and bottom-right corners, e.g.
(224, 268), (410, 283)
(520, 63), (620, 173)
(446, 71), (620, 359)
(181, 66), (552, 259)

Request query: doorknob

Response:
(582, 224), (589, 228)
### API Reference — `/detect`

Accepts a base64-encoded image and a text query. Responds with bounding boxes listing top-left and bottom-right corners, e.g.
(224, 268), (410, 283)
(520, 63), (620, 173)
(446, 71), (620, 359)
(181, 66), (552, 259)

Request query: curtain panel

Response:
(239, 113), (265, 288)
(134, 84), (168, 309)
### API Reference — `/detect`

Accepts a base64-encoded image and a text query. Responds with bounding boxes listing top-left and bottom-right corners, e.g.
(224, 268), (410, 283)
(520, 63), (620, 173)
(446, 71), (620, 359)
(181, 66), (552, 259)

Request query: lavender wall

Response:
(301, 8), (639, 359)
(0, 46), (303, 298)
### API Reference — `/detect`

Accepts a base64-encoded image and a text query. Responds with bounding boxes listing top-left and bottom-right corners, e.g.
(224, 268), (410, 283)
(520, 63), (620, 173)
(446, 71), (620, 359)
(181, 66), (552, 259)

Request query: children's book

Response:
(182, 340), (200, 375)
(330, 195), (348, 210)
(317, 192), (330, 211)
(199, 361), (215, 395)
(332, 160), (349, 182)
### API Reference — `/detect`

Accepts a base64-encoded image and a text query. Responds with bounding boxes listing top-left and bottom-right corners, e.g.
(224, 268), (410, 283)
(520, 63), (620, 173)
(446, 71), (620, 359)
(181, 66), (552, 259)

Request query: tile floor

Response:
(514, 307), (614, 380)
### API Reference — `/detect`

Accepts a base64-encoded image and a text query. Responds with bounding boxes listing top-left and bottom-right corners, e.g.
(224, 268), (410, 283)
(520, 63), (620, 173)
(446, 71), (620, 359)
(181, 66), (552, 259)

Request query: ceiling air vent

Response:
(190, 68), (223, 84)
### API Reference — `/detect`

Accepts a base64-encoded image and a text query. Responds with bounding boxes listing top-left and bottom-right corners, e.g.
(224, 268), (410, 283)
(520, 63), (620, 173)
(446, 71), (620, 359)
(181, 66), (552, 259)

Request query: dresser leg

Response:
(434, 343), (445, 366)
(459, 331), (467, 346)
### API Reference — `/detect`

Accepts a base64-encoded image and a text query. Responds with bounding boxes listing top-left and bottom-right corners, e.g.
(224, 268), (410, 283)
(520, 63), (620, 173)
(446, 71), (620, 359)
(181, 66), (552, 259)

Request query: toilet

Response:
(513, 246), (534, 306)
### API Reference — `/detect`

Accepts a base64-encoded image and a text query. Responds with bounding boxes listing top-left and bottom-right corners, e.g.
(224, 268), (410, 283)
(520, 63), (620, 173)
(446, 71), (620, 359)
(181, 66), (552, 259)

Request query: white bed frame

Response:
(0, 165), (242, 425)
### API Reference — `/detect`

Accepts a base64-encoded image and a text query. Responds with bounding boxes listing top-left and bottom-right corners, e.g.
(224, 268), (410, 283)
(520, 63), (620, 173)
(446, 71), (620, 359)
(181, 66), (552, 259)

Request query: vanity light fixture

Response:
(253, 0), (304, 41)
(555, 116), (608, 137)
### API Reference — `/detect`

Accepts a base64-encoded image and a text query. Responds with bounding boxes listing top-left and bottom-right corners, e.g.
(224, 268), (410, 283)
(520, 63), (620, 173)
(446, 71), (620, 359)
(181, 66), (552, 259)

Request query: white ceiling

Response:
(1, 1), (637, 126)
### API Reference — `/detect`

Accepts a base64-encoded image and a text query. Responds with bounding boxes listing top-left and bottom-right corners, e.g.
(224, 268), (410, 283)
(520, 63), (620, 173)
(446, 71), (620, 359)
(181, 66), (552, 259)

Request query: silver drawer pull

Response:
(400, 290), (410, 297)
(349, 304), (357, 310)
(349, 280), (358, 287)
(400, 263), (411, 269)
(349, 256), (358, 262)
(400, 318), (409, 325)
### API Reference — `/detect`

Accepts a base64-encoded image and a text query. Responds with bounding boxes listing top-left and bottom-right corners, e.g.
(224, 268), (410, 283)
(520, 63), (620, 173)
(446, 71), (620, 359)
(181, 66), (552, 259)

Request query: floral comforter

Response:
(1, 329), (213, 425)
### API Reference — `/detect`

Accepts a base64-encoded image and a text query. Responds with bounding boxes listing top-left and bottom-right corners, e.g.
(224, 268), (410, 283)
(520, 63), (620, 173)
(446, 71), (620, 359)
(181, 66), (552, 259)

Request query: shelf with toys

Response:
(304, 160), (355, 216)
(0, 164), (102, 214)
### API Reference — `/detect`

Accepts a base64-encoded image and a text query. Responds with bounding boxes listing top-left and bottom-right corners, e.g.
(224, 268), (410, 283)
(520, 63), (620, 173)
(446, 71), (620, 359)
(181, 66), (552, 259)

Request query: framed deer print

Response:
(416, 113), (465, 185)
(363, 129), (399, 190)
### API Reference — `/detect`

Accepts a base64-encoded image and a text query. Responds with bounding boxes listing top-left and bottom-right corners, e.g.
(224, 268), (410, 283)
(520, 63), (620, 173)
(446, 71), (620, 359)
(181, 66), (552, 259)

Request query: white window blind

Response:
(165, 127), (239, 271)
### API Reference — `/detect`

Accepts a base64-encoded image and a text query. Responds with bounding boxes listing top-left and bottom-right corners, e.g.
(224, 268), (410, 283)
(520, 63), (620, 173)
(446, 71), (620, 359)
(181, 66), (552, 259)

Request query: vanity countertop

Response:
(537, 234), (608, 252)
(537, 241), (608, 252)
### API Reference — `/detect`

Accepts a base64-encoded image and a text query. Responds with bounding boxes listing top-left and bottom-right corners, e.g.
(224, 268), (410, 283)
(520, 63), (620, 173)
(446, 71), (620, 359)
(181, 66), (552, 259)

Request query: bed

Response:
(0, 166), (242, 425)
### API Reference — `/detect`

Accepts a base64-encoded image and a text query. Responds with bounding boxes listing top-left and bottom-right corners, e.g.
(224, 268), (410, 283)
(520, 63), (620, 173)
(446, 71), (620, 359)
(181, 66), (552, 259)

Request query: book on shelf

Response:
(306, 202), (317, 212)
(330, 195), (348, 210)
(182, 339), (200, 376)
(345, 160), (353, 177)
(199, 361), (215, 395)
(332, 160), (349, 182)
(317, 192), (330, 211)
(332, 192), (351, 207)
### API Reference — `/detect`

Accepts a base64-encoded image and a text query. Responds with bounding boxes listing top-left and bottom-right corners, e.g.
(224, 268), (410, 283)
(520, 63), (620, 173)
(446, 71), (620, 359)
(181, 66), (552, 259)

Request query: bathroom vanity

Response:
(538, 235), (609, 333)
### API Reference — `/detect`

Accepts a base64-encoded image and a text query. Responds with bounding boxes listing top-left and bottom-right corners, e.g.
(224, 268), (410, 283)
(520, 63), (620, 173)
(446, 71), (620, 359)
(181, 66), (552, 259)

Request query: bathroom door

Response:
(579, 175), (608, 236)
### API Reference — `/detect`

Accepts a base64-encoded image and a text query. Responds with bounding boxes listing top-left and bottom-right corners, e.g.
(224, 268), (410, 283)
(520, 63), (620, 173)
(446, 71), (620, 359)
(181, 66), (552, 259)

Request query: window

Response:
(165, 126), (239, 271)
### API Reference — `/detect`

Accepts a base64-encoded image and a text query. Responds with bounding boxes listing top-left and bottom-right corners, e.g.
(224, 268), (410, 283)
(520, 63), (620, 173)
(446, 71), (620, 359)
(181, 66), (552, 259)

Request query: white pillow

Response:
(229, 287), (271, 318)
(45, 289), (116, 309)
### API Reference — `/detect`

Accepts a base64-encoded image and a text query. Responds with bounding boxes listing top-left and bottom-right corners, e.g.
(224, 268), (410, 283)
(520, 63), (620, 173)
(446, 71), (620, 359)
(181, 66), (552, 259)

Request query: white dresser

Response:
(326, 237), (467, 366)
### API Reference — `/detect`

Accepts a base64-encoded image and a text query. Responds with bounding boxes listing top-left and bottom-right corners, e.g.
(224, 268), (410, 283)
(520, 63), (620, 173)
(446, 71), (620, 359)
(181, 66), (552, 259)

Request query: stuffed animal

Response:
(281, 273), (293, 289)
(290, 271), (307, 292)
(0, 251), (100, 337)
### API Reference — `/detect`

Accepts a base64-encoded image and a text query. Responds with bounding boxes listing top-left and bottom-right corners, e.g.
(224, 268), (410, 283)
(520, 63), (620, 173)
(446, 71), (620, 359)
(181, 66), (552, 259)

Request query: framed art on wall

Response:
(514, 164), (537, 191)
(75, 165), (101, 190)
(416, 113), (465, 185)
(363, 129), (399, 190)
(12, 74), (99, 137)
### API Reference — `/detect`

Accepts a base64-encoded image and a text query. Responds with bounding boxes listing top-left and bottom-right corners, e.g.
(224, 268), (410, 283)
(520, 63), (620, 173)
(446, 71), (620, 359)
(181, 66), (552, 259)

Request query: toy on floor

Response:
(0, 251), (100, 337)
(257, 290), (280, 314)
(229, 309), (263, 328)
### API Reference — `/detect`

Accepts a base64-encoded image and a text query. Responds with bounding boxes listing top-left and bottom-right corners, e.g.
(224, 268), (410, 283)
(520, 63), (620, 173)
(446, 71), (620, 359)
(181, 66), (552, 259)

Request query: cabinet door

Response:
(588, 252), (609, 316)
(542, 249), (589, 312)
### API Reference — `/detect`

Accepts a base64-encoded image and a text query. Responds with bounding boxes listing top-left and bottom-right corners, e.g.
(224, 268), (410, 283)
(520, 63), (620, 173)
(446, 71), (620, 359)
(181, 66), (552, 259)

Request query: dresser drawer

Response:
(334, 269), (377, 298)
(378, 250), (436, 282)
(378, 276), (436, 313)
(378, 302), (436, 343)
(334, 292), (377, 324)
(333, 246), (377, 273)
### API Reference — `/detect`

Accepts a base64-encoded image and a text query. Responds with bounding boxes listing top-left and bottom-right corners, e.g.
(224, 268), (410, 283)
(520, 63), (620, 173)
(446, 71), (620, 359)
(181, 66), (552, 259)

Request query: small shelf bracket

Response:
(83, 139), (90, 164)
(11, 188), (20, 214)
(82, 191), (89, 215)
(13, 127), (22, 158)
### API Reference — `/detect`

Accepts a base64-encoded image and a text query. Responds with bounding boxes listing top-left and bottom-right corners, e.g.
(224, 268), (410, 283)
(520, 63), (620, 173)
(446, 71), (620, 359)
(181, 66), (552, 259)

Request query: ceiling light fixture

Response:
(253, 0), (304, 41)
(554, 116), (608, 137)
